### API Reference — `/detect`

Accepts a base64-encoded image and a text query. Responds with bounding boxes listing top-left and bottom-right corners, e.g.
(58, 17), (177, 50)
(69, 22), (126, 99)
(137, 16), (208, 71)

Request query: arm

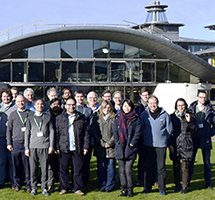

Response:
(6, 114), (13, 150)
(24, 118), (31, 157)
(165, 113), (173, 139)
(83, 119), (90, 154)
(130, 117), (141, 147)
(48, 120), (54, 154)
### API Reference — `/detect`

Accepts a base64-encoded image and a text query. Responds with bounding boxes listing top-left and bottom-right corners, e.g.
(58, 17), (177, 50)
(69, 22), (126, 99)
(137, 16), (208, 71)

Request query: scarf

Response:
(119, 110), (136, 148)
(175, 110), (186, 120)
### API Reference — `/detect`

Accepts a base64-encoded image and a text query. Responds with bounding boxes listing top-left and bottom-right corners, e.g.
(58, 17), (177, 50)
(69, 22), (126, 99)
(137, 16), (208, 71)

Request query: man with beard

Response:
(61, 88), (72, 109)
(46, 98), (63, 192)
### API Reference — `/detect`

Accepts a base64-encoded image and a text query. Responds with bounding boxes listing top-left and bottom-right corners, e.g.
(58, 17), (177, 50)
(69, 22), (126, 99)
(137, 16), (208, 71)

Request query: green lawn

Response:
(1, 144), (215, 200)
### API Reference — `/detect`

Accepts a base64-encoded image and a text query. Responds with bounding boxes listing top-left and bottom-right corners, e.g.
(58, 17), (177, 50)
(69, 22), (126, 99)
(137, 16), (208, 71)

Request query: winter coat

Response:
(189, 100), (215, 149)
(113, 114), (141, 160)
(169, 113), (198, 161)
(55, 110), (90, 154)
(93, 115), (115, 158)
(140, 108), (173, 147)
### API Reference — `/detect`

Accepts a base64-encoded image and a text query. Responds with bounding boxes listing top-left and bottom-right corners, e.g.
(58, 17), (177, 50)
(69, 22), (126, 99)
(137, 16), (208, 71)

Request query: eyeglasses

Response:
(66, 104), (76, 107)
(177, 104), (185, 108)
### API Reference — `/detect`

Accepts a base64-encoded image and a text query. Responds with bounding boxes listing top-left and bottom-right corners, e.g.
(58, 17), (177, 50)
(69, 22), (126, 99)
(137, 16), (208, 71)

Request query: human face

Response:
(62, 89), (71, 100)
(177, 100), (186, 112)
(87, 92), (97, 107)
(1, 92), (11, 104)
(48, 91), (58, 101)
(102, 93), (112, 101)
(25, 91), (34, 103)
(113, 93), (122, 106)
(75, 93), (84, 105)
(140, 91), (149, 102)
(34, 100), (44, 113)
(11, 89), (18, 101)
(103, 104), (110, 115)
(197, 92), (207, 105)
(66, 99), (76, 115)
(50, 100), (60, 113)
(148, 97), (158, 113)
(122, 102), (132, 114)
(16, 95), (25, 110)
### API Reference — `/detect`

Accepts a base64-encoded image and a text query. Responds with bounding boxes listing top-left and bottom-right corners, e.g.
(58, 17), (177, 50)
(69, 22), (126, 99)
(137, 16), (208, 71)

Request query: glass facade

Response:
(0, 39), (193, 102)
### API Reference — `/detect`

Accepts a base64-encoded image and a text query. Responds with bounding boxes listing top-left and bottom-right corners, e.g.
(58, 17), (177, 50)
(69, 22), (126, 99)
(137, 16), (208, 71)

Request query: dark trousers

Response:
(118, 159), (134, 189)
(29, 148), (48, 190)
(59, 151), (84, 192)
(83, 145), (93, 184)
(48, 153), (59, 186)
(173, 159), (189, 188)
(144, 146), (166, 192)
(11, 141), (30, 189)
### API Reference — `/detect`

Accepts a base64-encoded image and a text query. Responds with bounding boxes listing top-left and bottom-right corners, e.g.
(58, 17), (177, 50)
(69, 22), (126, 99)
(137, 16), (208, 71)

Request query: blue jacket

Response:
(113, 114), (141, 160)
(140, 108), (173, 147)
(189, 100), (215, 149)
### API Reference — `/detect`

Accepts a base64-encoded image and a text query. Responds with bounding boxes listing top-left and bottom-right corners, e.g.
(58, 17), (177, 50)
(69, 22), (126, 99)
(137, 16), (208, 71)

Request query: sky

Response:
(1, 0), (215, 41)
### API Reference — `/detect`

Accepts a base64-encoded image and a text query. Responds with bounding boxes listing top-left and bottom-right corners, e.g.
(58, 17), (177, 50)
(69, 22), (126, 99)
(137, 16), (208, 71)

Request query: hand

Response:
(7, 145), (13, 151)
(25, 150), (30, 157)
(185, 113), (190, 122)
(105, 143), (110, 148)
(48, 147), (53, 154)
(83, 149), (88, 155)
(169, 145), (174, 154)
(54, 150), (60, 155)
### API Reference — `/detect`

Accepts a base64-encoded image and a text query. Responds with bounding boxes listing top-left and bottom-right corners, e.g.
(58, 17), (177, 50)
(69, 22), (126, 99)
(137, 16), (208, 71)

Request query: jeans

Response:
(0, 138), (14, 186)
(97, 157), (116, 190)
(118, 159), (134, 189)
(189, 142), (211, 185)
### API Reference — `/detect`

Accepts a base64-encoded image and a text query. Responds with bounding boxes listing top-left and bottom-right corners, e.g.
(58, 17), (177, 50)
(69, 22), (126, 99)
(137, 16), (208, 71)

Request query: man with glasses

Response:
(189, 90), (215, 189)
(112, 91), (123, 114)
(56, 97), (89, 195)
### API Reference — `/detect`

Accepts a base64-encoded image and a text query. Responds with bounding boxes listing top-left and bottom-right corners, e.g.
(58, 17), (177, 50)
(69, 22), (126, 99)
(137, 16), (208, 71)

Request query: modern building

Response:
(0, 1), (215, 112)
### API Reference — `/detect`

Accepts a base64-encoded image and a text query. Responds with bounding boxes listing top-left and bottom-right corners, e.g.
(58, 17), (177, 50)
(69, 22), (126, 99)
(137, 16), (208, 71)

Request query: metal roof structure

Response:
(0, 26), (215, 82)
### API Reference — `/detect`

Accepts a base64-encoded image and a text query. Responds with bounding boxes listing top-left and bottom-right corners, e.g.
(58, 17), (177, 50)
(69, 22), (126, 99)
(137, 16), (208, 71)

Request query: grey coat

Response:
(93, 115), (115, 158)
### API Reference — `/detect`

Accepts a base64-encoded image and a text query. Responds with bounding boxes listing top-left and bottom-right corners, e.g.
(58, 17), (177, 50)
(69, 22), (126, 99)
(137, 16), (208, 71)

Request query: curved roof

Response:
(0, 26), (215, 82)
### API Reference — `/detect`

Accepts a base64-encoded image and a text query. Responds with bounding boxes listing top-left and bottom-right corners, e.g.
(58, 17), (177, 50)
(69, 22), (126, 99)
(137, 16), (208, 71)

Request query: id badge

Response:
(198, 124), (204, 128)
(21, 127), (26, 132)
(37, 131), (43, 137)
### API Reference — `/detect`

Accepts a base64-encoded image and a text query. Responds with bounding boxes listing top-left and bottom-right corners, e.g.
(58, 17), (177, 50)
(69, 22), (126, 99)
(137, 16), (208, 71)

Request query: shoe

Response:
(26, 188), (31, 193)
(11, 185), (15, 190)
(136, 181), (144, 187)
(74, 190), (84, 195)
(207, 185), (213, 190)
(173, 186), (181, 193)
(42, 189), (49, 196)
(30, 189), (37, 195)
(127, 189), (133, 197)
(160, 191), (166, 195)
(0, 185), (3, 189)
(182, 188), (187, 194)
(141, 189), (150, 193)
(59, 189), (67, 195)
(105, 189), (112, 192)
(99, 188), (105, 192)
(14, 186), (20, 192)
(48, 185), (55, 193)
(119, 190), (127, 197)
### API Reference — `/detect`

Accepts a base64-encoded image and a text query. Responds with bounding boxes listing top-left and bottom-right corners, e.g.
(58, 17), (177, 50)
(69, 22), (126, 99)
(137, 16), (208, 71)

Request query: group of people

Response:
(0, 86), (214, 197)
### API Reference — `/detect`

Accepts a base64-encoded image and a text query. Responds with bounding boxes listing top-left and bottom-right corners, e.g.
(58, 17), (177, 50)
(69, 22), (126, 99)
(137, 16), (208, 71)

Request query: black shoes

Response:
(136, 181), (144, 187)
(119, 190), (127, 197)
(127, 189), (133, 197)
(182, 188), (187, 194)
(173, 186), (181, 193)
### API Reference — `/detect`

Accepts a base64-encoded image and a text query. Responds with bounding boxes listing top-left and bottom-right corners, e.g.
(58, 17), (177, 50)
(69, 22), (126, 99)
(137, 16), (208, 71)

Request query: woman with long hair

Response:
(93, 100), (116, 192)
(113, 99), (141, 197)
(169, 98), (198, 194)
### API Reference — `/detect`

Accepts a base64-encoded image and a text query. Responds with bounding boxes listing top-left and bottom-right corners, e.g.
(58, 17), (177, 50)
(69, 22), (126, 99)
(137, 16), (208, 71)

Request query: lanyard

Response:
(34, 114), (44, 131)
(0, 105), (10, 116)
(196, 105), (205, 122)
(17, 110), (28, 126)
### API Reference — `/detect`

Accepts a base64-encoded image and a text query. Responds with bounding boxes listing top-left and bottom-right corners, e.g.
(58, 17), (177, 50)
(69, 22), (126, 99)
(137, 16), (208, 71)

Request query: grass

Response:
(1, 144), (215, 200)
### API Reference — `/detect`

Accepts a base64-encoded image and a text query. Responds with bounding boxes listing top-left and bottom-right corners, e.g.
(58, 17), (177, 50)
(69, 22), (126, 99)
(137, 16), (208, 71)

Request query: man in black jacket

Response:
(56, 97), (90, 195)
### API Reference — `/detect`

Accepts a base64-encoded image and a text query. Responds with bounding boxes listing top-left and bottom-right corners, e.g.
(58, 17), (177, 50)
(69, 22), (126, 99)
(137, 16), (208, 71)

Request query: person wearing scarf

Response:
(113, 99), (141, 197)
(168, 98), (198, 194)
